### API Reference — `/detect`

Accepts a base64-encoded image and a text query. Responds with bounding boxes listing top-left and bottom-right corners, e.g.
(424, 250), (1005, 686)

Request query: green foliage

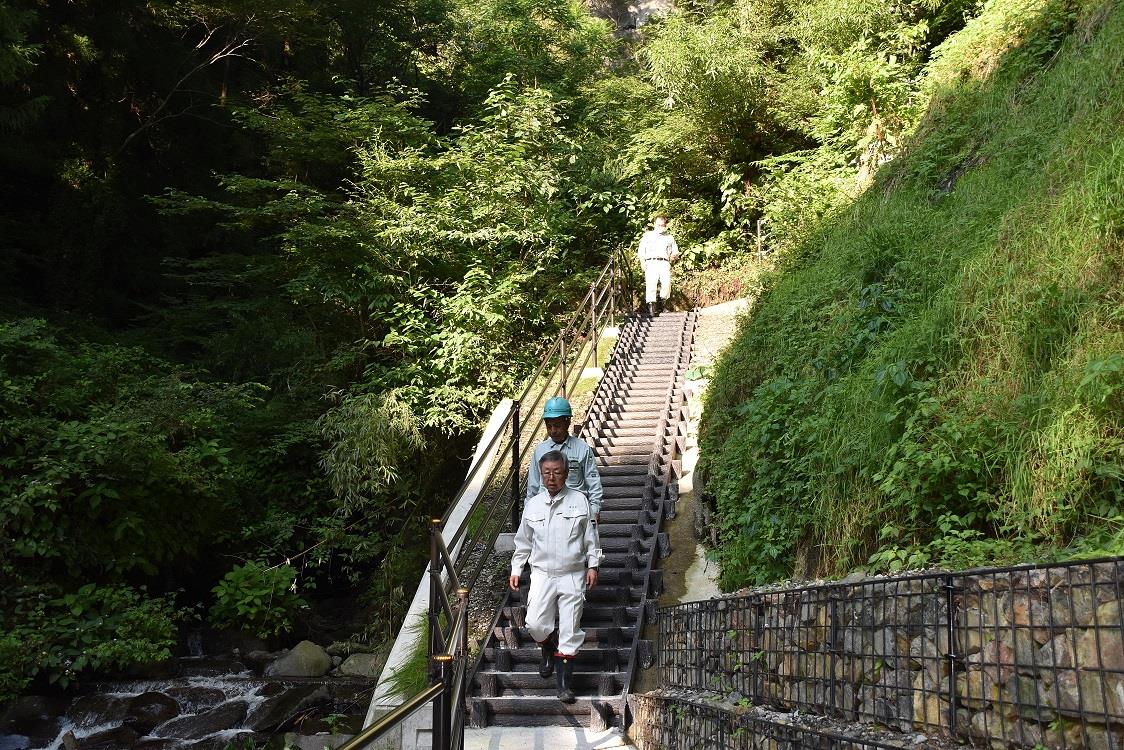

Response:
(0, 584), (180, 702)
(0, 0), (46, 131)
(384, 616), (430, 699)
(0, 319), (263, 581)
(210, 561), (307, 639)
(700, 0), (1124, 586)
(450, 0), (614, 102)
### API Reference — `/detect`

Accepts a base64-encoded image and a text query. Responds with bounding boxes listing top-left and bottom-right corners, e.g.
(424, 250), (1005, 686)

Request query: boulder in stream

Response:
(244, 685), (330, 731)
(125, 691), (180, 733)
(1, 695), (67, 743)
(165, 686), (226, 713)
(73, 725), (139, 749)
(243, 649), (283, 673)
(152, 700), (248, 740)
(66, 694), (129, 728)
(264, 641), (331, 678)
(337, 653), (385, 678)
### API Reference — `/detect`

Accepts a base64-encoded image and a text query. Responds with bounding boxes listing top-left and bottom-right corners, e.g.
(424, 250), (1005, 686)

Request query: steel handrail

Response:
(337, 682), (445, 750)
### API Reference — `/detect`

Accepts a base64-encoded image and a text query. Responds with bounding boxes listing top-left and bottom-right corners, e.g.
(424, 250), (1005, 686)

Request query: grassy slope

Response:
(699, 0), (1124, 588)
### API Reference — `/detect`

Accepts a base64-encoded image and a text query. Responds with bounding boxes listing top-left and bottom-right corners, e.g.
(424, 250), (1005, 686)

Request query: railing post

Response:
(432, 653), (453, 750)
(559, 338), (567, 398)
(943, 574), (959, 738)
(590, 281), (598, 370)
(428, 518), (442, 681)
(457, 587), (470, 656)
(510, 401), (521, 530)
(609, 259), (616, 324)
(455, 587), (469, 750)
(751, 595), (764, 704)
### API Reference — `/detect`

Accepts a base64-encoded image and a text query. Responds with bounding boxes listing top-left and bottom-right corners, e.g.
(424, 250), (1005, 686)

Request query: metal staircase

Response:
(469, 311), (697, 729)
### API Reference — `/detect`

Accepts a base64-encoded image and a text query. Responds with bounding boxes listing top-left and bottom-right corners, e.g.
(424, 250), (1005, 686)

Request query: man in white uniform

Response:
(509, 451), (601, 703)
(637, 215), (679, 316)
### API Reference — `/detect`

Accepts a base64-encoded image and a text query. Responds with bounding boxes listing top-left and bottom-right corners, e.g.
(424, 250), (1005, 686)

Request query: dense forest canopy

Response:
(0, 0), (641, 698)
(2, 0), (1120, 700)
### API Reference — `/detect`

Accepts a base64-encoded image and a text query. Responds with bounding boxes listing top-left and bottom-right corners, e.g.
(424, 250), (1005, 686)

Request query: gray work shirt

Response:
(525, 435), (603, 515)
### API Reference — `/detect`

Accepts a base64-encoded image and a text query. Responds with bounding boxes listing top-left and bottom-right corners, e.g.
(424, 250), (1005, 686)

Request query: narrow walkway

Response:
(469, 312), (696, 730)
(463, 725), (634, 749)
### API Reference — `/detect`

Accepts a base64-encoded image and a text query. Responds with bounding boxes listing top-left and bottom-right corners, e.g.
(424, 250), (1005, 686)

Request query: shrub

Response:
(209, 561), (307, 639)
(0, 584), (180, 702)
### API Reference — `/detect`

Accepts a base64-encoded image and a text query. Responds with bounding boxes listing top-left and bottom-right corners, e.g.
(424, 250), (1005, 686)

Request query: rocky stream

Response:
(0, 638), (386, 750)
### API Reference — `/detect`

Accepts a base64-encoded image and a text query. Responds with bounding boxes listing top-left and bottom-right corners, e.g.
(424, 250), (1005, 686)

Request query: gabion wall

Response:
(657, 558), (1124, 749)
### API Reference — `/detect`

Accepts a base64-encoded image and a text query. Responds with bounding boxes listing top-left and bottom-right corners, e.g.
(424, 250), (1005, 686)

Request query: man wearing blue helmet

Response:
(525, 397), (603, 521)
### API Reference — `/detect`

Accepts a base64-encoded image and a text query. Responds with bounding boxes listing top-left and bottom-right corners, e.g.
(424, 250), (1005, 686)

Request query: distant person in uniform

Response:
(637, 215), (679, 317)
(525, 397), (603, 522)
(510, 450), (601, 703)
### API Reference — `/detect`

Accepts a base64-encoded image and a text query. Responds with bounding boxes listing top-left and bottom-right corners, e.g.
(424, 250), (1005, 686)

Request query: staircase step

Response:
(601, 473), (659, 486)
(473, 671), (623, 696)
(595, 454), (652, 466)
(606, 483), (656, 494)
(496, 625), (638, 645)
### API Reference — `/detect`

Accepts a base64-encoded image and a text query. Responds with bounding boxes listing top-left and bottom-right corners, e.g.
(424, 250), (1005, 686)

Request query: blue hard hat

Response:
(543, 397), (573, 419)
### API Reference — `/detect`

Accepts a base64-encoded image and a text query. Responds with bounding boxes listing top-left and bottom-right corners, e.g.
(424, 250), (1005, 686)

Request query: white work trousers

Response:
(526, 570), (586, 656)
(643, 259), (671, 303)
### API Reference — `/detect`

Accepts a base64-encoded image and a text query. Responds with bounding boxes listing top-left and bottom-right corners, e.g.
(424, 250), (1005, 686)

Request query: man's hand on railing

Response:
(509, 574), (521, 591)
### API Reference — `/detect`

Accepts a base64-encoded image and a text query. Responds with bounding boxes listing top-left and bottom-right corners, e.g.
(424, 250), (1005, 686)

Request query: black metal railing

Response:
(630, 695), (904, 750)
(656, 556), (1124, 749)
(349, 246), (637, 749)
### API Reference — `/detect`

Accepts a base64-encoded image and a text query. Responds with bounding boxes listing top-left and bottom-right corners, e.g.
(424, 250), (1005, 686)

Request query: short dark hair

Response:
(539, 450), (568, 474)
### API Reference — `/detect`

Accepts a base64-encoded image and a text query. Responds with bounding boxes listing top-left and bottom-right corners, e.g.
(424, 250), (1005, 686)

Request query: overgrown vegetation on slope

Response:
(699, 0), (1124, 587)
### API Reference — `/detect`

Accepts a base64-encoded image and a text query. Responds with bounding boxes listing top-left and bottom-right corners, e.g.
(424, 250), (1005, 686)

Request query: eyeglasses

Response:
(541, 467), (567, 478)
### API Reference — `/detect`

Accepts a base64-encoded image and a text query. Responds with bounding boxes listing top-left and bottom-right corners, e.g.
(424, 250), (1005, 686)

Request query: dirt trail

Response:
(658, 299), (750, 606)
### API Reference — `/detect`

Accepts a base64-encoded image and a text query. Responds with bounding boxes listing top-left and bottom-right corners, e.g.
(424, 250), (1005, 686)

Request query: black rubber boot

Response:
(538, 635), (556, 679)
(555, 655), (576, 703)
(656, 297), (664, 314)
(647, 301), (659, 318)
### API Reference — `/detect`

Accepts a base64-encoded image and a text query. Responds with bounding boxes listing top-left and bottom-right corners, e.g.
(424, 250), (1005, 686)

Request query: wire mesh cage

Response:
(657, 558), (1124, 749)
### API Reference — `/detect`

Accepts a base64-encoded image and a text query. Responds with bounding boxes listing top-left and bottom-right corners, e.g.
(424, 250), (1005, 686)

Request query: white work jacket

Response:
(511, 487), (602, 577)
(638, 228), (679, 262)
